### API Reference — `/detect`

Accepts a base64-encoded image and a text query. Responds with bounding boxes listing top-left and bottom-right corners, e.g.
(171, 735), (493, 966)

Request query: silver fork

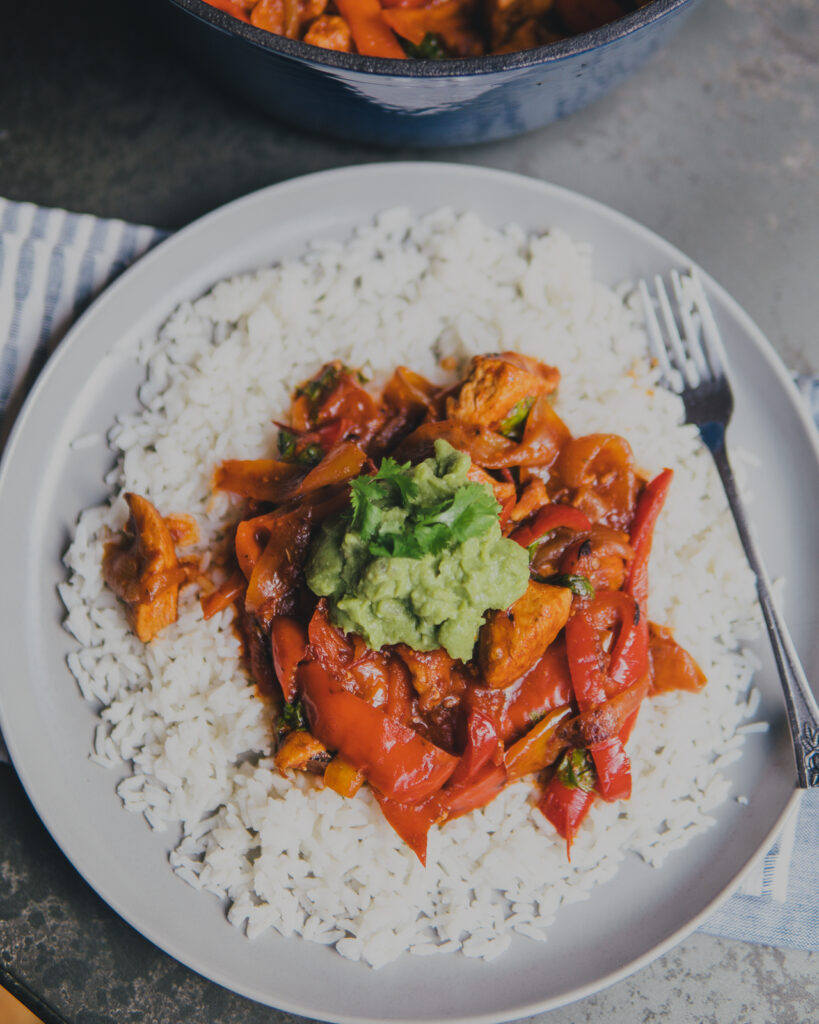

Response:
(639, 270), (819, 788)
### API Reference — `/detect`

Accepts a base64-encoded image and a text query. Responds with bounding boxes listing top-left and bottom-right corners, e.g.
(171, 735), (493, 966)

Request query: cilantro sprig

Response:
(277, 428), (323, 466)
(348, 456), (499, 561)
(277, 698), (307, 734)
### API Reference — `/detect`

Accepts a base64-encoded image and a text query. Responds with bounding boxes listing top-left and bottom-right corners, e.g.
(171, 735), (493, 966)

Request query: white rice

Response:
(59, 208), (761, 968)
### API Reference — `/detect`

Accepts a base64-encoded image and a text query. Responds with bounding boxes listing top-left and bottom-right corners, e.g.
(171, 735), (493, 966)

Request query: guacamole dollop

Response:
(305, 440), (529, 661)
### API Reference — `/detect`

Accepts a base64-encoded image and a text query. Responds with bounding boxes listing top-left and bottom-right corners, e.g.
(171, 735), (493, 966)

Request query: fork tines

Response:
(639, 270), (729, 392)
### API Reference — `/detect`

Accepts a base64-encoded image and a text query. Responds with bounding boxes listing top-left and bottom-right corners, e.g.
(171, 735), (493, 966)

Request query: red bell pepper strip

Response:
(625, 468), (673, 610)
(619, 708), (640, 744)
(270, 616), (309, 703)
(307, 599), (355, 677)
(537, 776), (594, 858)
(373, 790), (444, 866)
(566, 591), (647, 703)
(503, 637), (574, 741)
(298, 661), (458, 803)
(373, 734), (506, 863)
(509, 505), (592, 550)
(588, 736), (632, 801)
(443, 763), (507, 821)
(447, 708), (499, 789)
(565, 592), (648, 802)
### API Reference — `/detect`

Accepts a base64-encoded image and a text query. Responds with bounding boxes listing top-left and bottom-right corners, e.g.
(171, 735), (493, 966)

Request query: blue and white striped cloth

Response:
(0, 197), (816, 950)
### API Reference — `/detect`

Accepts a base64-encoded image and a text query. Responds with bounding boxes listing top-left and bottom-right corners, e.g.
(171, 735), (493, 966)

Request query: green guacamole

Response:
(305, 440), (529, 661)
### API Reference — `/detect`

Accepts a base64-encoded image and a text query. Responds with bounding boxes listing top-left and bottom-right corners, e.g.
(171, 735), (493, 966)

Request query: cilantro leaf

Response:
(375, 457), (419, 504)
(369, 531), (425, 559)
(349, 475), (385, 542)
(346, 450), (500, 562)
(278, 428), (298, 459)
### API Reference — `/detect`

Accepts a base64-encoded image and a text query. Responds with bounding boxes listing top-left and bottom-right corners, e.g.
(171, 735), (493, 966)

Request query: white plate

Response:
(0, 163), (816, 1024)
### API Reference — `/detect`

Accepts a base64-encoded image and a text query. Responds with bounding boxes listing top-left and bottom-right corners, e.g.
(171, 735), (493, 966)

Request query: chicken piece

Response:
(164, 513), (199, 547)
(479, 580), (572, 689)
(509, 477), (548, 523)
(486, 0), (555, 51)
(649, 623), (707, 694)
(250, 0), (284, 33)
(446, 353), (557, 432)
(274, 730), (332, 774)
(300, 0), (327, 21)
(304, 13), (352, 50)
(102, 493), (184, 643)
(395, 645), (466, 712)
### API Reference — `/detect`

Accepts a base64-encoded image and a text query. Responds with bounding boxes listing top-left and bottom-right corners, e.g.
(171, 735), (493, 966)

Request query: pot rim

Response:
(167, 0), (694, 78)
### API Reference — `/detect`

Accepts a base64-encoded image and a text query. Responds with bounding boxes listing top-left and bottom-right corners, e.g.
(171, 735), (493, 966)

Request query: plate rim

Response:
(0, 161), (813, 1023)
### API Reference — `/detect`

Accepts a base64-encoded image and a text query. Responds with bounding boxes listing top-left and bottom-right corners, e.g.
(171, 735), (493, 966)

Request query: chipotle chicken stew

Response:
(103, 352), (706, 864)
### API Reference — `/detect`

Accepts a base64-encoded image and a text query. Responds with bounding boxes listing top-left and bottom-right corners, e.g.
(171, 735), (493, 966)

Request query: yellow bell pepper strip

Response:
(324, 756), (366, 798)
(504, 704), (572, 782)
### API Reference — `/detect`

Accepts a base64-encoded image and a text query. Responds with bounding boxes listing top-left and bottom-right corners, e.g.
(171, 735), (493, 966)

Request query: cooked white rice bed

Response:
(60, 209), (760, 968)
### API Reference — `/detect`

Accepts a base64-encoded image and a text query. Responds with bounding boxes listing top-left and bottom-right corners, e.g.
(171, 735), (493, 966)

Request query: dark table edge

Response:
(1, 762), (69, 1024)
(0, 962), (69, 1024)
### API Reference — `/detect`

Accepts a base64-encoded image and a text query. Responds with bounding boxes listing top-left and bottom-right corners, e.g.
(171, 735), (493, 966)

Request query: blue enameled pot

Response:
(157, 0), (700, 147)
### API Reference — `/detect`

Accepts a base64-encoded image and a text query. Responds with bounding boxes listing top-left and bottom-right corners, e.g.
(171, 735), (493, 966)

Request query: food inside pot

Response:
(201, 0), (653, 59)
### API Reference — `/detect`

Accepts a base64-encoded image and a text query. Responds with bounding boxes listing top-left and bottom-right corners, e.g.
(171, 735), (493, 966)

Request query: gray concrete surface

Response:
(1, 0), (817, 1021)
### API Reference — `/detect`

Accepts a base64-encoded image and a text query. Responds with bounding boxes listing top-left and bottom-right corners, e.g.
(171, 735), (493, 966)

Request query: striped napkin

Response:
(0, 197), (816, 951)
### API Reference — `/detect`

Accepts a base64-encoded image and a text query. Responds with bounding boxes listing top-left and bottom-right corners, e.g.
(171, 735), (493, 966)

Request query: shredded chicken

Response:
(446, 353), (556, 431)
(102, 493), (185, 643)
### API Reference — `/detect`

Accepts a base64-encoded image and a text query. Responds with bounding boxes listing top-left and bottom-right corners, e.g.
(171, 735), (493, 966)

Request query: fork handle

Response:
(709, 440), (819, 788)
